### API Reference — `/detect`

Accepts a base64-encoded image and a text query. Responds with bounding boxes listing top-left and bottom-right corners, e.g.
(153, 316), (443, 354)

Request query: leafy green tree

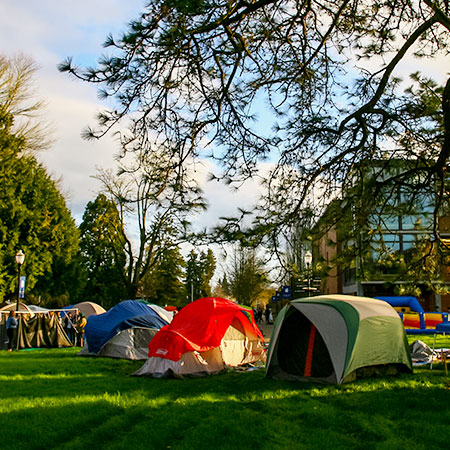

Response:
(60, 0), (450, 252)
(0, 115), (79, 302)
(78, 194), (128, 308)
(92, 146), (207, 299)
(185, 249), (216, 301)
(0, 54), (80, 305)
(226, 246), (269, 306)
(140, 245), (186, 307)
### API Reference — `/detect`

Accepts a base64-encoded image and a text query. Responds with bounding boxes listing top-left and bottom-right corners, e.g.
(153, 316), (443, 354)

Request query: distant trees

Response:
(224, 246), (269, 307)
(90, 145), (207, 299)
(140, 245), (186, 307)
(0, 54), (80, 304)
(79, 190), (221, 308)
(78, 194), (128, 309)
(185, 249), (216, 301)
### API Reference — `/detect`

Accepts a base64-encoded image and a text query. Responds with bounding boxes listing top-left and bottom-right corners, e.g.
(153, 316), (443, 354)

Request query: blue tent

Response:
(85, 300), (171, 354)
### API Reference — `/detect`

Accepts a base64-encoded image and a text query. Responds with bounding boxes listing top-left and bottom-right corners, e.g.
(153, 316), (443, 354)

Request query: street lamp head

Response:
(304, 250), (312, 267)
(15, 250), (25, 265)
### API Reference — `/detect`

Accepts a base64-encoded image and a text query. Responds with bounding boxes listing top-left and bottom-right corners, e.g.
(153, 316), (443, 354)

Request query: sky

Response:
(1, 1), (450, 281)
(0, 0), (263, 230)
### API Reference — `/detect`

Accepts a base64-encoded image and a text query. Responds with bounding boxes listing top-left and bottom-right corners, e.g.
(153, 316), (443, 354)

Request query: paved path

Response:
(257, 322), (274, 343)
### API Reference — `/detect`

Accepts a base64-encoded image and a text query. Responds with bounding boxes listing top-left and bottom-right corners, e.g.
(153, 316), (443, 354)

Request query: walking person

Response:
(6, 311), (18, 351)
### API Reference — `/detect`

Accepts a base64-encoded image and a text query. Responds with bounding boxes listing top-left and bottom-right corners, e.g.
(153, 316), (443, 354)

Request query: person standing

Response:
(64, 312), (74, 344)
(6, 311), (18, 351)
(75, 313), (87, 347)
(264, 307), (271, 324)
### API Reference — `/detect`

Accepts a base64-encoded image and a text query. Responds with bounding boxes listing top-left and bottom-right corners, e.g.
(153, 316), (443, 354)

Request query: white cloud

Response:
(0, 0), (265, 230)
(3, 1), (448, 233)
(0, 0), (146, 223)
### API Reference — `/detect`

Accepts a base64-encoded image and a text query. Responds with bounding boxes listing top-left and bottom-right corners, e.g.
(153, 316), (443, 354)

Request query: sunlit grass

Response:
(0, 336), (449, 449)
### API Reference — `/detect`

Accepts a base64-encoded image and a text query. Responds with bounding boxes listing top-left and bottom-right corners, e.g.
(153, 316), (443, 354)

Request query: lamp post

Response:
(304, 250), (312, 297)
(15, 250), (25, 312)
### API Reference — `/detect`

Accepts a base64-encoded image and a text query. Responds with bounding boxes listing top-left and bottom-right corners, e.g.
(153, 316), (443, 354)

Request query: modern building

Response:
(314, 160), (450, 312)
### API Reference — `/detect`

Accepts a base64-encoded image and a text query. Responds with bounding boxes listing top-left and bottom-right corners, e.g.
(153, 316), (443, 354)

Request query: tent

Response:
(65, 301), (106, 318)
(134, 297), (266, 378)
(1, 303), (34, 350)
(1, 313), (72, 350)
(0, 301), (32, 314)
(81, 300), (172, 359)
(27, 305), (51, 313)
(266, 295), (412, 384)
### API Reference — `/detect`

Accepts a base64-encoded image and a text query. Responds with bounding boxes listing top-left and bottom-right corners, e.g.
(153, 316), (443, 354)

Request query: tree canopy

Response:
(89, 146), (207, 299)
(225, 245), (269, 306)
(0, 54), (79, 304)
(60, 0), (450, 250)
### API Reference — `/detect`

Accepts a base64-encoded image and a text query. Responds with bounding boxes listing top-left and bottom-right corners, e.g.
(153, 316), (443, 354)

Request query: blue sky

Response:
(1, 1), (449, 230)
(0, 0), (264, 230)
(0, 0), (147, 220)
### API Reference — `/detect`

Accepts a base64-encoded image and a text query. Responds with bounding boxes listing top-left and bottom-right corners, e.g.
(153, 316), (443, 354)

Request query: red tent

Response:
(148, 297), (264, 361)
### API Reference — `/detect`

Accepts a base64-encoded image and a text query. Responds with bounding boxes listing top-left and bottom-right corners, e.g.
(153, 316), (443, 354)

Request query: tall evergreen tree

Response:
(78, 194), (128, 308)
(185, 249), (216, 301)
(226, 246), (269, 306)
(0, 54), (80, 303)
(140, 245), (186, 307)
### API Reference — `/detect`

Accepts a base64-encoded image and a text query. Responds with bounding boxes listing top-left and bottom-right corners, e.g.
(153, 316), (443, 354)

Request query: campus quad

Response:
(266, 295), (413, 384)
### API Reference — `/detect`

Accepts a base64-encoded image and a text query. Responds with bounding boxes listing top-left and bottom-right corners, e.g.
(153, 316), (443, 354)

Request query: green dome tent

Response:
(266, 295), (412, 384)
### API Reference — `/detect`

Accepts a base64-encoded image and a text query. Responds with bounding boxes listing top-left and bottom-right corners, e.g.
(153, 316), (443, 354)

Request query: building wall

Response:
(316, 213), (450, 309)
(318, 226), (341, 294)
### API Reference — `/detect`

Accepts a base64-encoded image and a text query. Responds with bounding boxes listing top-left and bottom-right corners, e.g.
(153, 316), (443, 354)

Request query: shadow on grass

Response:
(1, 380), (450, 450)
(2, 350), (450, 449)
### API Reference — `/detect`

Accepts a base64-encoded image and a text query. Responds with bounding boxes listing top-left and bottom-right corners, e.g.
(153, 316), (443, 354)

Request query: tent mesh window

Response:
(277, 309), (334, 378)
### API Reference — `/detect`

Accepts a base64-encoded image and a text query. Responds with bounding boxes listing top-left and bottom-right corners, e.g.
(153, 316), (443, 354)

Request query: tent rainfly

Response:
(81, 300), (172, 360)
(134, 297), (266, 378)
(266, 295), (413, 384)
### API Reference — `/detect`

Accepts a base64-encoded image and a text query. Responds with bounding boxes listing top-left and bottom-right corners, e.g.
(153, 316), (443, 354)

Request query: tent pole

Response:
(16, 313), (22, 351)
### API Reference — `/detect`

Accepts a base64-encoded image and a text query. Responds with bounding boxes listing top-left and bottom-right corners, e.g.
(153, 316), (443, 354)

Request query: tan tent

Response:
(0, 301), (32, 314)
(72, 301), (106, 318)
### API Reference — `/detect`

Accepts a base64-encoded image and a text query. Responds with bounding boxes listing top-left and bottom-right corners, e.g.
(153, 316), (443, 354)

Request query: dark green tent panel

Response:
(1, 314), (72, 350)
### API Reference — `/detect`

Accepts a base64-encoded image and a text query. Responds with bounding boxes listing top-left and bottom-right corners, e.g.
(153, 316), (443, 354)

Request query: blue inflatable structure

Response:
(375, 296), (449, 334)
(85, 300), (171, 354)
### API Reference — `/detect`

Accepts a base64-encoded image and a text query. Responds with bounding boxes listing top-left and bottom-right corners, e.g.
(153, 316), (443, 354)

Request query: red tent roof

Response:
(164, 305), (178, 312)
(148, 297), (264, 361)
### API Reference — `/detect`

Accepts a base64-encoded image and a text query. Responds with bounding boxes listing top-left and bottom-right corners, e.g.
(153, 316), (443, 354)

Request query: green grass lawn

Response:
(1, 335), (450, 450)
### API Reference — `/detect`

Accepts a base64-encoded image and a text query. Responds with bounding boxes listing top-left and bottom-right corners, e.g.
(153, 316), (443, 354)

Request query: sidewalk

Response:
(258, 322), (274, 343)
